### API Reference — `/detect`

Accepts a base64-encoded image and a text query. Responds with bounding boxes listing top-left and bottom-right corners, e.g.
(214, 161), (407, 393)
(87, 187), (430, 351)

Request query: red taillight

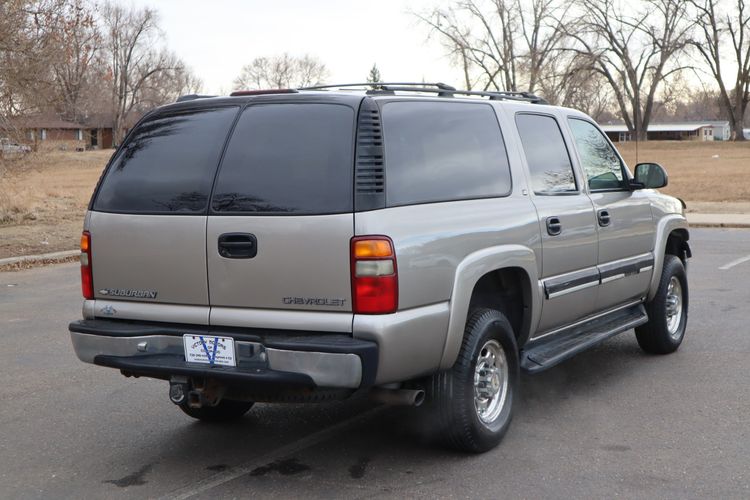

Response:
(351, 236), (398, 314)
(80, 231), (93, 299)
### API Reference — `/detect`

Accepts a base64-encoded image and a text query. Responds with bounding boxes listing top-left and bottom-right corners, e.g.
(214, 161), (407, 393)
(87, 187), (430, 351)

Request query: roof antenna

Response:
(634, 118), (639, 165)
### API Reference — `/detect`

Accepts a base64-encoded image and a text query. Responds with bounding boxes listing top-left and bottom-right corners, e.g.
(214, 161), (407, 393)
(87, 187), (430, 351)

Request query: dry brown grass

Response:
(0, 150), (111, 258)
(0, 141), (748, 260)
(615, 141), (750, 210)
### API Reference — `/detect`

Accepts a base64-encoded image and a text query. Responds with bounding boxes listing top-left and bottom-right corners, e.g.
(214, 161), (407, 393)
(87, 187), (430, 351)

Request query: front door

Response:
(515, 112), (600, 335)
(566, 118), (655, 310)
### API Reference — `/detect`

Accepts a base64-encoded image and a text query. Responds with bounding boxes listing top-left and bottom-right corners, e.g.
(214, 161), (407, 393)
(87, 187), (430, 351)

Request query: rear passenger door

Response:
(515, 113), (600, 334)
(566, 118), (654, 311)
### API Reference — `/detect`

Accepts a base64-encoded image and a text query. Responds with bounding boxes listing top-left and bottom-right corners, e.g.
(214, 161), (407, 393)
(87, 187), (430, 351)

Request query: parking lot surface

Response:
(0, 228), (748, 499)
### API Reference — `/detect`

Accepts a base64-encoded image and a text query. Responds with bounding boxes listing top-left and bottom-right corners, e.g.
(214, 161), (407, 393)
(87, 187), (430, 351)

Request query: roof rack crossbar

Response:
(298, 82), (547, 104)
(377, 86), (548, 104)
(300, 82), (457, 91)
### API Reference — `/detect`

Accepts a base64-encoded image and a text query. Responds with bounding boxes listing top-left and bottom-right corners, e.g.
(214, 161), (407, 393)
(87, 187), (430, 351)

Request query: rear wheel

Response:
(179, 399), (254, 422)
(424, 308), (519, 453)
(635, 255), (688, 354)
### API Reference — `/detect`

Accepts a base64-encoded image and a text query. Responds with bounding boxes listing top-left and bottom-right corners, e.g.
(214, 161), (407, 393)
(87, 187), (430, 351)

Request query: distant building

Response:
(2, 114), (116, 151)
(704, 121), (731, 141)
(600, 122), (716, 142)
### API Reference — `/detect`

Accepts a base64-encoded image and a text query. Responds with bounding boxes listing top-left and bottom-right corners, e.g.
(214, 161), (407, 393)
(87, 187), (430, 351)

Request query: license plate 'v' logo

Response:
(199, 336), (219, 365)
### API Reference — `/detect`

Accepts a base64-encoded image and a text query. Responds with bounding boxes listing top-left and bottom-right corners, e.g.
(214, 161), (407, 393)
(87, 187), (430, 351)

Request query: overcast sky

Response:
(127, 0), (462, 94)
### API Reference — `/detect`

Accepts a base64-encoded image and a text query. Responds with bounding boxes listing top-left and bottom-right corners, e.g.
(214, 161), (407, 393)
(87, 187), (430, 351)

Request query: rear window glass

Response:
(93, 107), (238, 213)
(211, 103), (355, 214)
(382, 101), (511, 206)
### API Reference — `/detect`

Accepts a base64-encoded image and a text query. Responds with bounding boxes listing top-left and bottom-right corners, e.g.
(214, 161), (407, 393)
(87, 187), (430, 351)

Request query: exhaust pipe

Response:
(370, 387), (426, 407)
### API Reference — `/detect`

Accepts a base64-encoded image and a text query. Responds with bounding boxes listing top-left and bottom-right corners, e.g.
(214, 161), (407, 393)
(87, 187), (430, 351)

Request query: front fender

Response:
(439, 244), (540, 369)
(648, 214), (689, 301)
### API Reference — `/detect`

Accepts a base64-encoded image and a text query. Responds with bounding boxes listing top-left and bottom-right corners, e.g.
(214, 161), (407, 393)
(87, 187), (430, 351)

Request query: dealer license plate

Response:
(183, 335), (236, 367)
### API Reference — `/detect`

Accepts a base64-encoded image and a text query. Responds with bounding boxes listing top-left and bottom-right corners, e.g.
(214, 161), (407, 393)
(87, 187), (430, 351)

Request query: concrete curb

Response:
(687, 213), (750, 228)
(0, 249), (78, 267)
(689, 223), (750, 229)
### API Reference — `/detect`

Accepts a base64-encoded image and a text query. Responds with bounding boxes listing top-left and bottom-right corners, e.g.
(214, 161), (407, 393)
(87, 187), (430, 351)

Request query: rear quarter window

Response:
(93, 107), (239, 214)
(381, 101), (512, 206)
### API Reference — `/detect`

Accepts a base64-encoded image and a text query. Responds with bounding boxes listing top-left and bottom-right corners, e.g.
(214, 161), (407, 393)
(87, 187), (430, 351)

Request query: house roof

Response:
(600, 123), (713, 133)
(2, 112), (121, 130)
(81, 113), (115, 128)
(5, 114), (85, 130)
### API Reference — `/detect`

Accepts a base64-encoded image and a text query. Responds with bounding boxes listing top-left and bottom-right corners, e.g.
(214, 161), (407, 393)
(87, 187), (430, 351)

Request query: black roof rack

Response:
(176, 94), (217, 102)
(298, 82), (548, 104)
(301, 82), (457, 97)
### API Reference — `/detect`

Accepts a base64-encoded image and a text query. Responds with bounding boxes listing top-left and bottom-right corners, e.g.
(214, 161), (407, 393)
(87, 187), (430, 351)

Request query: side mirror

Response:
(632, 162), (668, 189)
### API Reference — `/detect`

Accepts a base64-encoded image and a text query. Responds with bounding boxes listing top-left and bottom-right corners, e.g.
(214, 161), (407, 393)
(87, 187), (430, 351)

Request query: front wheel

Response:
(635, 255), (689, 354)
(424, 308), (519, 453)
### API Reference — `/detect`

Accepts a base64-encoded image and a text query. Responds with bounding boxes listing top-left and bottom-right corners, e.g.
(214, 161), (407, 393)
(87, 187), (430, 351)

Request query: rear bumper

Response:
(69, 320), (378, 389)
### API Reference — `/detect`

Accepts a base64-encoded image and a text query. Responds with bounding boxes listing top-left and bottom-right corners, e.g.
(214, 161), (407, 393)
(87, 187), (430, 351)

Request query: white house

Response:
(600, 122), (715, 142)
(703, 121), (730, 141)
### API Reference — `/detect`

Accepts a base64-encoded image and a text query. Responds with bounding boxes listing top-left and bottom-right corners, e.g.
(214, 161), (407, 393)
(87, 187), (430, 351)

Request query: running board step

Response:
(521, 304), (648, 374)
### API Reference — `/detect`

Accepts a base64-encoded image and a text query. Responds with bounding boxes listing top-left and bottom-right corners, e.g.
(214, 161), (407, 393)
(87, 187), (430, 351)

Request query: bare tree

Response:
(568, 0), (692, 140)
(539, 51), (613, 120)
(0, 0), (63, 117)
(100, 1), (181, 144)
(49, 0), (100, 122)
(233, 54), (328, 90)
(414, 0), (569, 92)
(135, 54), (203, 111)
(689, 0), (750, 140)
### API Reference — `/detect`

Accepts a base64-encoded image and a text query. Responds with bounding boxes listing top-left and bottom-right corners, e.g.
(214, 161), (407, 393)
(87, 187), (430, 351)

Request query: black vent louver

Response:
(354, 98), (385, 211)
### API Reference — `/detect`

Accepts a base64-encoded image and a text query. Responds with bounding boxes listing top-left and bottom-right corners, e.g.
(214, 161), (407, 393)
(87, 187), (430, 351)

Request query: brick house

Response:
(4, 114), (115, 150)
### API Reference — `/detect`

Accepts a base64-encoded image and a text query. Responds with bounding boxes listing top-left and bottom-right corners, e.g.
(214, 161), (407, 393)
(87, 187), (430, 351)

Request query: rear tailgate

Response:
(206, 102), (357, 332)
(87, 106), (239, 323)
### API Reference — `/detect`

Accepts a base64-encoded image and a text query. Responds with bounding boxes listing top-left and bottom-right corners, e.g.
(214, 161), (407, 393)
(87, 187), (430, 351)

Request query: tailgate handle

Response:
(218, 233), (257, 259)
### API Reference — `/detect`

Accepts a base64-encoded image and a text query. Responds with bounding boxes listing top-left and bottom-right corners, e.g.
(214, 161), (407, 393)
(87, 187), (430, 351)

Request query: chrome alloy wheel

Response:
(473, 339), (509, 426)
(665, 276), (684, 339)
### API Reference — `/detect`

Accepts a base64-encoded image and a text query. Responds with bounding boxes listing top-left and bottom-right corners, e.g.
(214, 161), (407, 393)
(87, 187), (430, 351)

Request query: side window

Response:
(568, 118), (625, 190)
(515, 114), (577, 194)
(381, 101), (512, 206)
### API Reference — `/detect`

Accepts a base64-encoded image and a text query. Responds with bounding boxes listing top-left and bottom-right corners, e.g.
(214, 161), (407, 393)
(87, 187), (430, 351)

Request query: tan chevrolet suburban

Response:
(69, 83), (690, 452)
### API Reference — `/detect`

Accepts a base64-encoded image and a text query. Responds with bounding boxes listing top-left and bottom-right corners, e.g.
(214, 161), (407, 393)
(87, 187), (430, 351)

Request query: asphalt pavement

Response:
(0, 228), (748, 499)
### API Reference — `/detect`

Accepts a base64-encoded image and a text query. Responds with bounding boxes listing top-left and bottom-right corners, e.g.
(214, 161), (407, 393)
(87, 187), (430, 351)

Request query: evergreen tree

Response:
(367, 63), (381, 84)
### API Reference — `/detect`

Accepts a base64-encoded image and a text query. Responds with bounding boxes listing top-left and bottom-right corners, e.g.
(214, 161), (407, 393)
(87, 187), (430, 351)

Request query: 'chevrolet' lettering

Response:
(282, 297), (346, 307)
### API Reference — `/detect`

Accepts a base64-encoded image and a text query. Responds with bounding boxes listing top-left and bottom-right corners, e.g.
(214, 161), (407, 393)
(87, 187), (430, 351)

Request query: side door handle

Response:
(598, 209), (611, 227)
(218, 233), (257, 259)
(546, 216), (562, 236)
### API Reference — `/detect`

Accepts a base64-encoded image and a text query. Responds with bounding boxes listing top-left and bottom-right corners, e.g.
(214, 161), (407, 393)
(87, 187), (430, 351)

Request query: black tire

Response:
(635, 255), (689, 354)
(179, 399), (254, 422)
(424, 308), (519, 453)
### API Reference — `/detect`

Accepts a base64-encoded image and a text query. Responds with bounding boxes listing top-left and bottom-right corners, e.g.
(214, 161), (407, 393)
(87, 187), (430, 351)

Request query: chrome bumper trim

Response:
(70, 332), (362, 388)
